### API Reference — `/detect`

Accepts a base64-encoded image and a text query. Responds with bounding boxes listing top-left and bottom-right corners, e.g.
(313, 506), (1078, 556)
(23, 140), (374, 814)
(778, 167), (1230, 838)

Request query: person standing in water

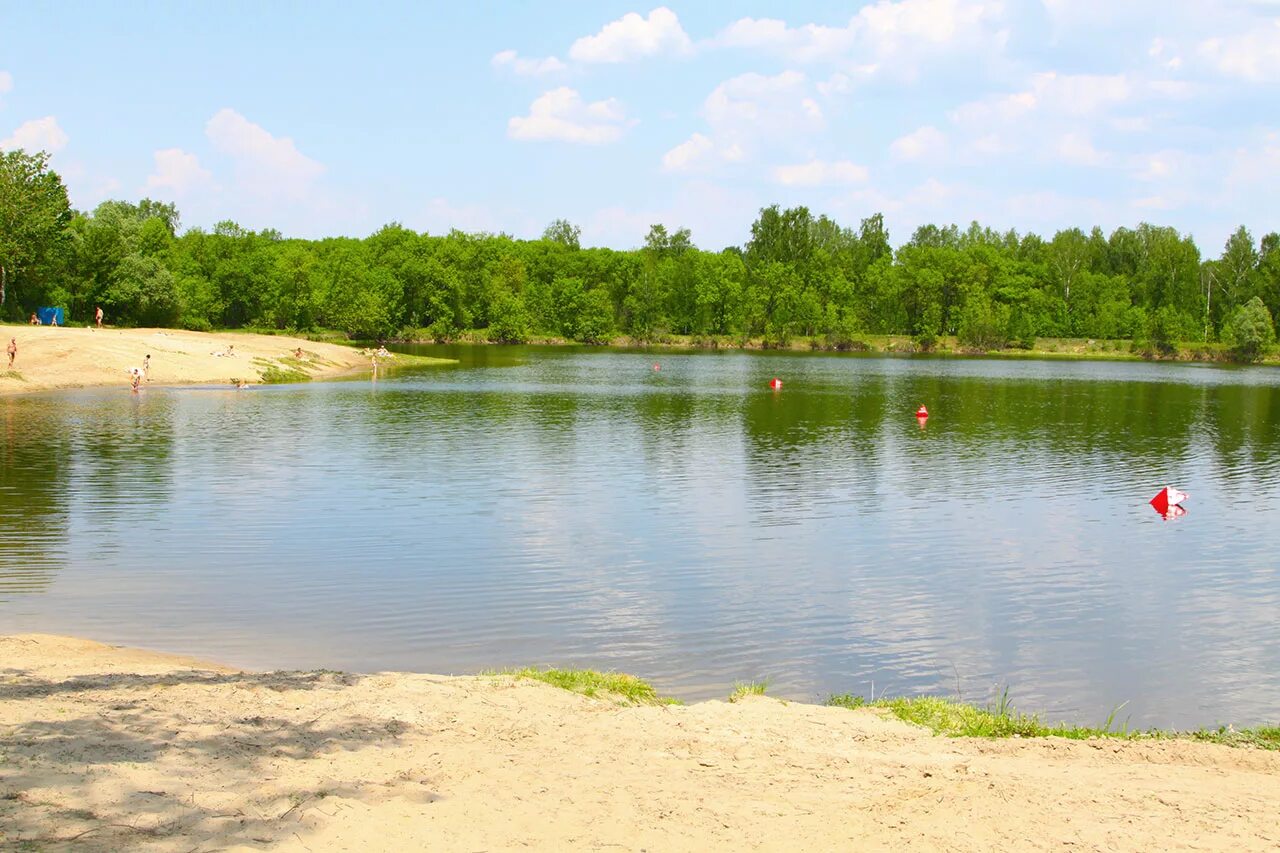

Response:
(6, 338), (15, 369)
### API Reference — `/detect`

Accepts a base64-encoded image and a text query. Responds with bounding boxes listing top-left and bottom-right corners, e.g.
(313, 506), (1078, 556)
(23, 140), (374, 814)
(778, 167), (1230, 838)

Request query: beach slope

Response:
(2, 635), (1278, 851)
(0, 326), (407, 394)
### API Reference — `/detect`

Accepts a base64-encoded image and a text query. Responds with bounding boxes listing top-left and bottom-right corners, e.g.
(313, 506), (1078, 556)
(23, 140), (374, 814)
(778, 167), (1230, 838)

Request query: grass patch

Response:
(490, 667), (679, 706)
(826, 692), (1279, 750)
(0, 369), (24, 381)
(728, 680), (769, 702)
(1189, 725), (1280, 750)
(253, 357), (312, 384)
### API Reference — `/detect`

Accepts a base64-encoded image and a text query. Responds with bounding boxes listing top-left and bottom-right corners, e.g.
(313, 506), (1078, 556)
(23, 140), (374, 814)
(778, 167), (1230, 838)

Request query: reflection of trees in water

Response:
(1205, 384), (1280, 488)
(0, 398), (73, 599)
(0, 393), (181, 600)
(66, 392), (178, 557)
(740, 380), (888, 527)
(737, 373), (1279, 510)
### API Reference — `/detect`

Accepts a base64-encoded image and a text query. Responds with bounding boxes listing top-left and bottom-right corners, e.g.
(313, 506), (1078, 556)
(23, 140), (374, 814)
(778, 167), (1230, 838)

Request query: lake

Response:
(3, 345), (1279, 729)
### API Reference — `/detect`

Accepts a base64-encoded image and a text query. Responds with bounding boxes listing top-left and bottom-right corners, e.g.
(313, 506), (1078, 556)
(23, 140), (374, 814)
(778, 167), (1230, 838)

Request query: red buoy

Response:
(916, 405), (929, 418)
(653, 363), (660, 371)
(769, 378), (783, 390)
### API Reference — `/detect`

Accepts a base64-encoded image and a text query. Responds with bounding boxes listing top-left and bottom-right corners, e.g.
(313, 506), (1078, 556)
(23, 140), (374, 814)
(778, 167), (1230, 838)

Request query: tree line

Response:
(3, 147), (1278, 358)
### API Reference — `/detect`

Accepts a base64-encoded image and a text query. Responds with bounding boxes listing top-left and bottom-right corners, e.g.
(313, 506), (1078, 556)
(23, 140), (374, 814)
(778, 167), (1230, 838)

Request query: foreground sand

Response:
(2, 637), (1278, 851)
(0, 326), (374, 394)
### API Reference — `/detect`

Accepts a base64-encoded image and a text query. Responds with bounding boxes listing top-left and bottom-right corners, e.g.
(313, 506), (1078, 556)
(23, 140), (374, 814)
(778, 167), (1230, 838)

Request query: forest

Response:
(3, 148), (1278, 359)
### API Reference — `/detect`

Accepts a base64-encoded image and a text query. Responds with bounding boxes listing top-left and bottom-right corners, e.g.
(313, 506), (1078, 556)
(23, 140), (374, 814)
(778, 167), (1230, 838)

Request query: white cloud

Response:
(144, 148), (215, 196)
(1132, 150), (1185, 181)
(662, 132), (713, 172)
(0, 71), (12, 95)
(491, 50), (567, 76)
(839, 176), (956, 220)
(703, 70), (823, 134)
(1199, 21), (1280, 81)
(1225, 130), (1280, 190)
(816, 73), (855, 96)
(1, 116), (69, 153)
(1056, 132), (1106, 166)
(660, 133), (751, 173)
(951, 72), (1132, 125)
(1132, 193), (1182, 211)
(569, 7), (691, 63)
(972, 133), (1011, 155)
(715, 17), (856, 63)
(891, 125), (947, 161)
(1148, 37), (1183, 70)
(508, 87), (629, 144)
(670, 71), (827, 170)
(773, 159), (869, 186)
(714, 0), (1008, 73)
(205, 108), (323, 198)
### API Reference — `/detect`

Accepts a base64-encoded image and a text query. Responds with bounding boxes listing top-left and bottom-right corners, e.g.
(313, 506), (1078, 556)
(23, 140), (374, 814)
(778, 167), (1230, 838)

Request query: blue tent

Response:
(36, 307), (65, 326)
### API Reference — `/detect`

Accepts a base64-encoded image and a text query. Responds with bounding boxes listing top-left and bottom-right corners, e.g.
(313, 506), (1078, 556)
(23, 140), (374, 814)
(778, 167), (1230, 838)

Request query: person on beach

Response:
(294, 347), (304, 359)
(29, 313), (37, 325)
(50, 313), (58, 327)
(129, 367), (142, 392)
(143, 354), (151, 380)
(6, 338), (15, 369)
(95, 306), (104, 329)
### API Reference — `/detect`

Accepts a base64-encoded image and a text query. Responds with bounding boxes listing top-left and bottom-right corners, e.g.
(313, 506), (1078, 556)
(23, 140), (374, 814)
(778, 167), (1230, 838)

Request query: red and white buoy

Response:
(1150, 485), (1188, 518)
(653, 363), (660, 371)
(769, 378), (783, 390)
(916, 404), (929, 418)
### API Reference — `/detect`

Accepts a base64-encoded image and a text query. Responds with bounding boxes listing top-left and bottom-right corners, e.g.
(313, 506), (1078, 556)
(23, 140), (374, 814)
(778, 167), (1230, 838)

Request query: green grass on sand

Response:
(728, 680), (770, 702)
(488, 667), (681, 706)
(488, 668), (1278, 750)
(826, 693), (1280, 750)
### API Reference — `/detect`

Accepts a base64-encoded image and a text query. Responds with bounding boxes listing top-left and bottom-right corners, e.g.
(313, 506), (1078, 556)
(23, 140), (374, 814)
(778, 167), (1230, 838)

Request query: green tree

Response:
(103, 254), (180, 326)
(1227, 296), (1274, 362)
(574, 288), (614, 343)
(542, 218), (581, 250)
(0, 149), (72, 313)
(1145, 305), (1195, 356)
(956, 290), (1010, 350)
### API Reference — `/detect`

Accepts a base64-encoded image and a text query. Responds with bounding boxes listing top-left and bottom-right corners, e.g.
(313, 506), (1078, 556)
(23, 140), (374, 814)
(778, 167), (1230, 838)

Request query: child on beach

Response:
(143, 354), (151, 380)
(6, 338), (15, 369)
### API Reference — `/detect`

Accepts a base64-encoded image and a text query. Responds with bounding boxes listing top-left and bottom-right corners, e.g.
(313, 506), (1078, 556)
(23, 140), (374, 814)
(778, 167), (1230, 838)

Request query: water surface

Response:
(3, 346), (1279, 728)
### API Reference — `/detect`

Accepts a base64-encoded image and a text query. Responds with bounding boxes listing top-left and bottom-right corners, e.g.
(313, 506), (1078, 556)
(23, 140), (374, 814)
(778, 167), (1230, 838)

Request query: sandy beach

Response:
(1, 636), (1277, 851)
(0, 326), (377, 394)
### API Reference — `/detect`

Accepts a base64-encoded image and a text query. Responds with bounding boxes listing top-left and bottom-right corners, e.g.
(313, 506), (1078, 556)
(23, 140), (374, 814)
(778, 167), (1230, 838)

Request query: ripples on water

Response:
(2, 347), (1279, 729)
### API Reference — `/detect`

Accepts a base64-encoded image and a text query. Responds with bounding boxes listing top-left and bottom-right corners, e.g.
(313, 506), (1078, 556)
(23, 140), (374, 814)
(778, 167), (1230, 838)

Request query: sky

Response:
(2, 1), (1279, 252)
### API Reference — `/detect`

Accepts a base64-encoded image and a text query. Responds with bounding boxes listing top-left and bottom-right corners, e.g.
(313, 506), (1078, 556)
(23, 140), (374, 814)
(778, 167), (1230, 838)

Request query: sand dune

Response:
(1, 326), (373, 394)
(1, 635), (1277, 851)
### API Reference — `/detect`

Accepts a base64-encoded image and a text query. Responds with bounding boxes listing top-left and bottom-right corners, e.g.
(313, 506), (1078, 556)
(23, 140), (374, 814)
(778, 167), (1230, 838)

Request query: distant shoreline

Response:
(391, 332), (1280, 367)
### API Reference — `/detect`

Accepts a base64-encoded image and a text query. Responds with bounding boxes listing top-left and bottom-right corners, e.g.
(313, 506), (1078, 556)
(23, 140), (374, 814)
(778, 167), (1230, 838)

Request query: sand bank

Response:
(0, 326), (387, 394)
(1, 636), (1277, 851)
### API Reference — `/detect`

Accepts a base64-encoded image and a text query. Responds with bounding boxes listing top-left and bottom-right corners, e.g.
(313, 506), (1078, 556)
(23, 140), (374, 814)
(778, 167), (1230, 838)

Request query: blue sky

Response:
(2, 1), (1278, 252)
